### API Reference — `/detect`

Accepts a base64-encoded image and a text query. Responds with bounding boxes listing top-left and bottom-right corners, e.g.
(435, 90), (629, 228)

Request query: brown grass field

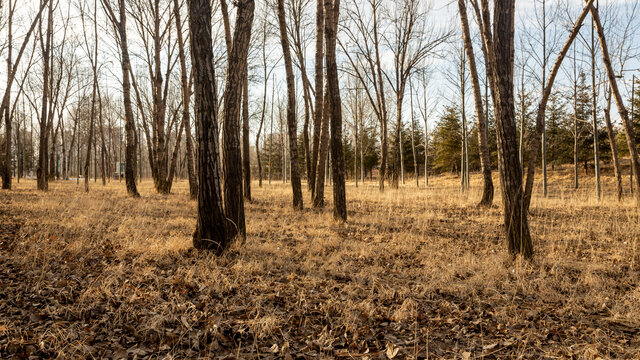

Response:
(1, 168), (640, 359)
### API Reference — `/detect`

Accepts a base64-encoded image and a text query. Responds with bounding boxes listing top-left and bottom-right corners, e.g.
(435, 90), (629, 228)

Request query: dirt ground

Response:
(1, 172), (639, 359)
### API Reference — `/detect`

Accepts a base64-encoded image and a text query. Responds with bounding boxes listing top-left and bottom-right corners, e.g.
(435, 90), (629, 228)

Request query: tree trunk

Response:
(102, 0), (141, 197)
(314, 82), (331, 208)
(392, 91), (402, 189)
(242, 62), (251, 201)
(223, 0), (254, 238)
(604, 87), (622, 201)
(37, 2), (53, 192)
(588, 2), (640, 204)
(458, 0), (493, 206)
(277, 0), (303, 209)
(310, 0), (324, 198)
(523, 0), (594, 210)
(1, 0), (49, 189)
(573, 46), (579, 189)
(188, 0), (229, 253)
(591, 16), (601, 200)
(325, 0), (346, 221)
(174, 0), (197, 199)
(489, 0), (533, 258)
(541, 0), (548, 198)
(409, 81), (418, 187)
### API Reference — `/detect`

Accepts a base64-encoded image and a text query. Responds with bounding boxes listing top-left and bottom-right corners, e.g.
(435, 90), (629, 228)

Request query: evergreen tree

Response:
(432, 105), (462, 173)
(628, 76), (640, 146)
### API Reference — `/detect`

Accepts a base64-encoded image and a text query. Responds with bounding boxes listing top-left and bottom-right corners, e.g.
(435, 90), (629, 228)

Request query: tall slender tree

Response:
(458, 0), (493, 206)
(277, 0), (304, 209)
(102, 0), (141, 197)
(324, 0), (346, 220)
(174, 0), (197, 199)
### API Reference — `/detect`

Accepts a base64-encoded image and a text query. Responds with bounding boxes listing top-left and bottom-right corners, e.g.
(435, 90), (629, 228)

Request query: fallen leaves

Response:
(2, 180), (640, 359)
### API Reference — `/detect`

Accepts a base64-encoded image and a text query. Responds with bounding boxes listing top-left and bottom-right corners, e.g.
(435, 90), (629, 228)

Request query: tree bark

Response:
(37, 1), (54, 192)
(325, 0), (346, 220)
(188, 0), (229, 253)
(484, 0), (533, 258)
(310, 0), (324, 198)
(314, 82), (331, 207)
(242, 61), (251, 201)
(223, 0), (254, 238)
(277, 0), (303, 209)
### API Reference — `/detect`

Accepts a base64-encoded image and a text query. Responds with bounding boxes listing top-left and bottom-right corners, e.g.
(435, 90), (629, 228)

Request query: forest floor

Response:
(1, 169), (640, 359)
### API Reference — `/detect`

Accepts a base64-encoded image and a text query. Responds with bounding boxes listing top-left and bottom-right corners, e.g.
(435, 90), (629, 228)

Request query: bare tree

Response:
(79, 0), (99, 193)
(458, 0), (493, 206)
(287, 0), (314, 189)
(1, 0), (49, 189)
(223, 0), (255, 238)
(36, 0), (54, 191)
(384, 0), (448, 189)
(341, 0), (389, 192)
(309, 0), (324, 197)
(521, 0), (595, 210)
(102, 0), (140, 197)
(603, 86), (622, 200)
(588, 2), (640, 204)
(277, 0), (304, 209)
(472, 0), (532, 258)
(174, 0), (197, 199)
(127, 0), (184, 194)
(256, 12), (279, 188)
(188, 0), (229, 252)
(324, 0), (345, 220)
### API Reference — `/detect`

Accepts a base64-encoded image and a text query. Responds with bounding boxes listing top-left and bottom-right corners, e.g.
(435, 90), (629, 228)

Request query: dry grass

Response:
(1, 168), (640, 359)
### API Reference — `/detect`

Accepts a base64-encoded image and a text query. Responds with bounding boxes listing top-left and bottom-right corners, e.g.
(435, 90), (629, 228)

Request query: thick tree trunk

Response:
(491, 0), (533, 258)
(223, 0), (254, 238)
(458, 0), (493, 206)
(188, 0), (229, 253)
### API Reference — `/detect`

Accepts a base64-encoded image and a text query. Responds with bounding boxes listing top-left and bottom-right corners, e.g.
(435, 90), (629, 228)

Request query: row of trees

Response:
(3, 0), (640, 259)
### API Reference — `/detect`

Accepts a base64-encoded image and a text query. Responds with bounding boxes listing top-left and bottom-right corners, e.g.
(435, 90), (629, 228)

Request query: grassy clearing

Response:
(1, 169), (639, 359)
